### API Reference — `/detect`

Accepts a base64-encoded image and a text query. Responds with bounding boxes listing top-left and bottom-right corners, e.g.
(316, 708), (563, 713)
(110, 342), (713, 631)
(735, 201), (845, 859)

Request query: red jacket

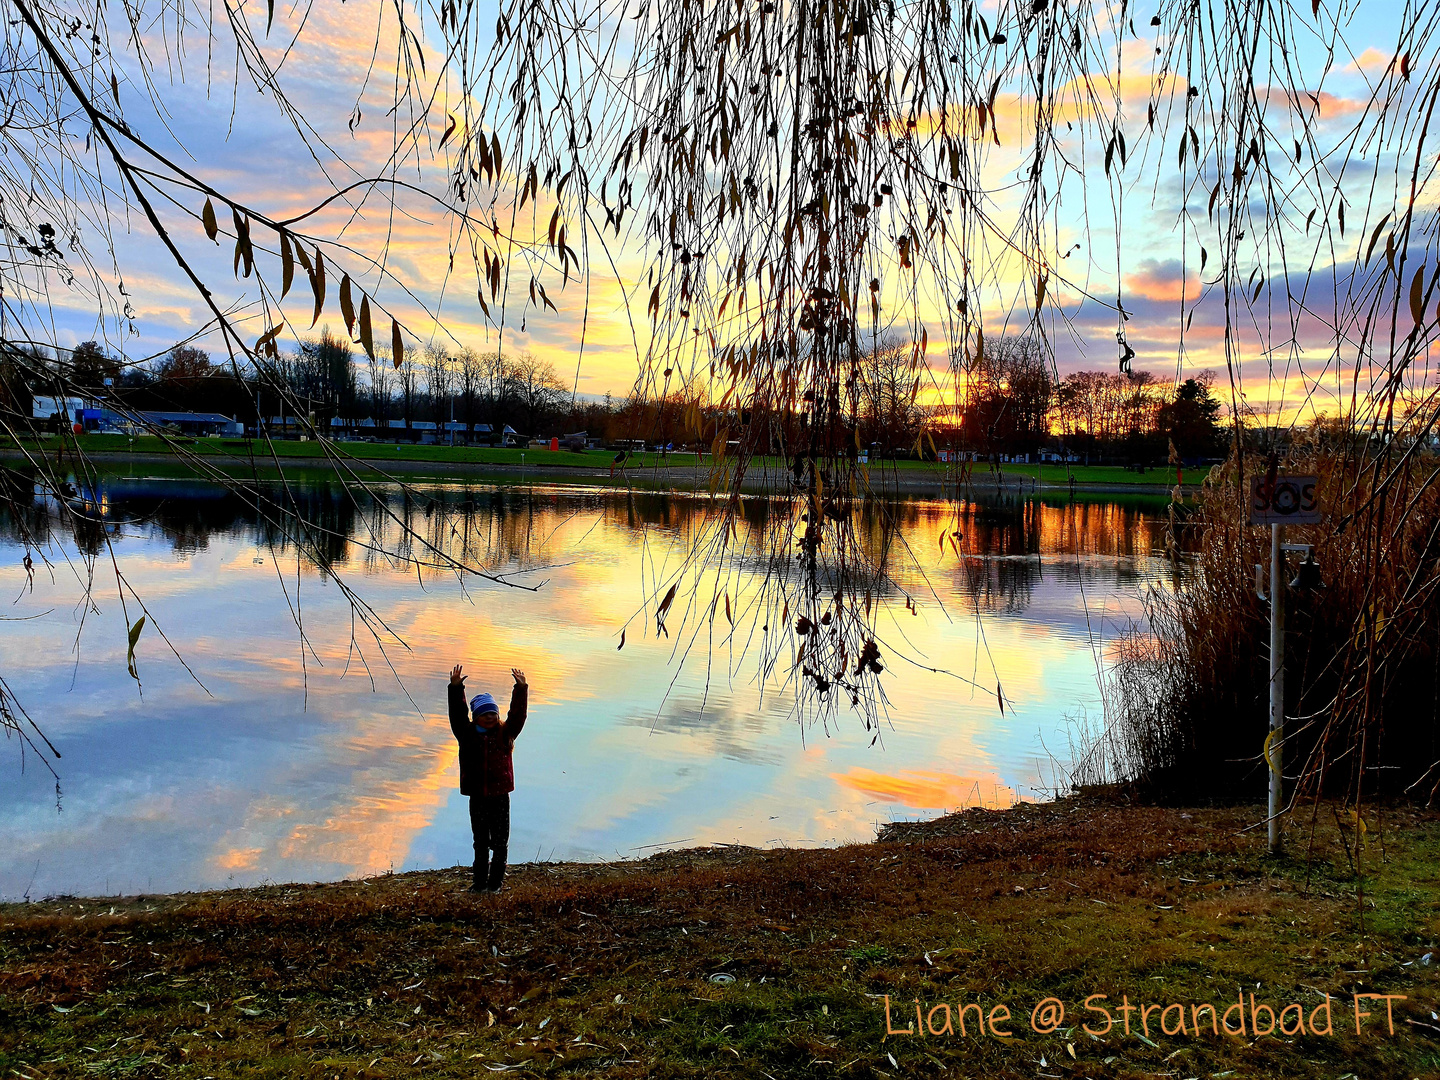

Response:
(449, 681), (527, 796)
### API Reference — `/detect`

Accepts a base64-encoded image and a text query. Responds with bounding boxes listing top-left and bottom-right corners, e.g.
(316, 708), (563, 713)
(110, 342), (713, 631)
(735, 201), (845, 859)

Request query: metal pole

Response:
(1268, 522), (1285, 854)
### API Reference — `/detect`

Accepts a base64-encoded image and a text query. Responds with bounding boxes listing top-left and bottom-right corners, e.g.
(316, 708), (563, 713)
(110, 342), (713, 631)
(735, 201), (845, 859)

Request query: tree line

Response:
(823, 335), (1226, 465)
(947, 337), (1227, 465)
(24, 333), (1225, 460)
(25, 333), (603, 442)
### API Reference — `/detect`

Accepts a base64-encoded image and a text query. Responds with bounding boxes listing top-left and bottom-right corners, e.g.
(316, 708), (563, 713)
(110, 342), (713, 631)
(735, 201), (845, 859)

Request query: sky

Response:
(35, 0), (1437, 425)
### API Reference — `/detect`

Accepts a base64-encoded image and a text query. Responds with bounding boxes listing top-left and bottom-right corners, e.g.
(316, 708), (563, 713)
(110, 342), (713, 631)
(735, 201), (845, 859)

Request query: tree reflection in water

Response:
(0, 469), (1185, 627)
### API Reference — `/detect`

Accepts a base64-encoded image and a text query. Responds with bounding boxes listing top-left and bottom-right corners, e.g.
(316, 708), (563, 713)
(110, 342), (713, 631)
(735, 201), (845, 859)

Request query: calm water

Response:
(0, 471), (1174, 899)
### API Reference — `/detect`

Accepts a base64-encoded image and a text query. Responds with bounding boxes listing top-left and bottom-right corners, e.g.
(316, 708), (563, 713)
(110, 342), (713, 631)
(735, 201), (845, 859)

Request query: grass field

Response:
(980, 462), (1199, 487)
(38, 434), (663, 469)
(12, 434), (1207, 487)
(2, 795), (1435, 1079)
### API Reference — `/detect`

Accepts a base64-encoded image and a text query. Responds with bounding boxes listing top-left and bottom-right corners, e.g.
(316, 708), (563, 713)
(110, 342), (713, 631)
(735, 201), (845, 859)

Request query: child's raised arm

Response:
(505, 669), (528, 739)
(448, 665), (472, 742)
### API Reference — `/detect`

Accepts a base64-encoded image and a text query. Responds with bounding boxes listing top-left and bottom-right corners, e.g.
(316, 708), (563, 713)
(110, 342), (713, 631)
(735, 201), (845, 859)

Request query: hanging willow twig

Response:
(2, 0), (1438, 753)
(445, 0), (1440, 727)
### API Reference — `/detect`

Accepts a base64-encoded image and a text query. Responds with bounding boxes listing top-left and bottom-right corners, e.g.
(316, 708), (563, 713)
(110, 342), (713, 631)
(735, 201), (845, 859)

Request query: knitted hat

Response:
(470, 692), (500, 718)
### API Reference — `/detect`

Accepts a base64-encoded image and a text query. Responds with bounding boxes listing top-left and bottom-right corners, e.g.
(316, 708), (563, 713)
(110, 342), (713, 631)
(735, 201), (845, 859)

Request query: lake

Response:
(0, 469), (1177, 899)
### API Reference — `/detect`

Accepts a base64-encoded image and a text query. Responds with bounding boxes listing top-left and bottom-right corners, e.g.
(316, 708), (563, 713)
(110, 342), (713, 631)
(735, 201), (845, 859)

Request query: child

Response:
(448, 664), (528, 893)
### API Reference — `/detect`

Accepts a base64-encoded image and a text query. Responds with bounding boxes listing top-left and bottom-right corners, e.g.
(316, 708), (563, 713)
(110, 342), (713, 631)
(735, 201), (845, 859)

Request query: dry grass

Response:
(3, 794), (1438, 1078)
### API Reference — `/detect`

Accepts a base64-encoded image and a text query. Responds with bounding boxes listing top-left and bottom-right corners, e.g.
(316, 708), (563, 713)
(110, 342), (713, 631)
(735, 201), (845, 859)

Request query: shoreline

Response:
(3, 793), (1435, 1078)
(0, 789), (1365, 912)
(3, 448), (1198, 498)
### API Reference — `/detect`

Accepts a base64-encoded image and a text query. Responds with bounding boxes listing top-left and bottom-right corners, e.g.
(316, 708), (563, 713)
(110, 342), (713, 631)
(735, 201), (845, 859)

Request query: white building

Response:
(33, 395), (86, 419)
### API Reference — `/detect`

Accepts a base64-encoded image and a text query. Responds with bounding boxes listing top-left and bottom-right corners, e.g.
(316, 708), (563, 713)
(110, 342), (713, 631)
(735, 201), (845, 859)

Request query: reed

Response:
(1080, 437), (1440, 805)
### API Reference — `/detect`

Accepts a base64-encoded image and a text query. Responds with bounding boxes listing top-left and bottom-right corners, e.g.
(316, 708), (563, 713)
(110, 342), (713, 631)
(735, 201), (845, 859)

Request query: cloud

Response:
(1349, 47), (1392, 73)
(1123, 259), (1200, 304)
(214, 847), (264, 871)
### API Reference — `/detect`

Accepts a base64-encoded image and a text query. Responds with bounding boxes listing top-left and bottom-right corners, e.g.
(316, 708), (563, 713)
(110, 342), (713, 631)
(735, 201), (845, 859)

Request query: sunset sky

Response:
(58, 0), (1432, 426)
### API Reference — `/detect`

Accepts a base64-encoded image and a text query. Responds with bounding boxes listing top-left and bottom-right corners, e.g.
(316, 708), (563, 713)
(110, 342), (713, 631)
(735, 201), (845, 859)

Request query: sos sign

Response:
(1249, 474), (1321, 525)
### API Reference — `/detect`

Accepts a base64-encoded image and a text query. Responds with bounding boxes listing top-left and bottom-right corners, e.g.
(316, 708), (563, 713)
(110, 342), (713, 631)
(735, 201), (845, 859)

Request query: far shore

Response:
(2, 445), (1201, 498)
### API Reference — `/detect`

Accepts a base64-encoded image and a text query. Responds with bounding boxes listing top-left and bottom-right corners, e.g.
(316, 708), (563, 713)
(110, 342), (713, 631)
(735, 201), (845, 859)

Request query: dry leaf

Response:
(279, 231), (294, 298)
(359, 293), (375, 360)
(340, 275), (356, 336)
(126, 615), (146, 684)
(310, 249), (326, 327)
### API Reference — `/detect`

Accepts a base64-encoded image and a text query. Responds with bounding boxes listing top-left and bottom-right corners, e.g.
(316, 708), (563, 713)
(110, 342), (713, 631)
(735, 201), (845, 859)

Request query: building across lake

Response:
(33, 397), (243, 437)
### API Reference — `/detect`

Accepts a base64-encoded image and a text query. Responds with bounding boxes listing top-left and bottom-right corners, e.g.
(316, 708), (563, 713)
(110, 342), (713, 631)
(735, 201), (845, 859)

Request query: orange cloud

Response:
(1350, 47), (1392, 73)
(274, 741), (456, 874)
(214, 847), (264, 871)
(1123, 259), (1199, 304)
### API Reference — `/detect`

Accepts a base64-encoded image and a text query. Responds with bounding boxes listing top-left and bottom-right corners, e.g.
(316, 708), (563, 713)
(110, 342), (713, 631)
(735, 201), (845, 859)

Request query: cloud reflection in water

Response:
(0, 475), (1174, 898)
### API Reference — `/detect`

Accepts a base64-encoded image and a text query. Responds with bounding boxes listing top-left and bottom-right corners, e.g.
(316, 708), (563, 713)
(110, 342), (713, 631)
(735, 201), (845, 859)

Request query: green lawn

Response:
(989, 462), (1206, 486)
(11, 434), (1212, 486)
(30, 434), (677, 470)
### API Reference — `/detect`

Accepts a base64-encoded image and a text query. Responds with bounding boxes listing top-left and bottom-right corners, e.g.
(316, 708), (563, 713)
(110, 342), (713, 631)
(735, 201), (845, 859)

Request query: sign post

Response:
(1248, 474), (1321, 855)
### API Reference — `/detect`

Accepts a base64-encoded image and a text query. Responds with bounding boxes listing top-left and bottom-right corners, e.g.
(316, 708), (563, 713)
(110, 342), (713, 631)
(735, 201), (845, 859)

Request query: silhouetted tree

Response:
(1157, 374), (1225, 460)
(962, 336), (1053, 457)
(70, 341), (120, 390)
(155, 345), (213, 384)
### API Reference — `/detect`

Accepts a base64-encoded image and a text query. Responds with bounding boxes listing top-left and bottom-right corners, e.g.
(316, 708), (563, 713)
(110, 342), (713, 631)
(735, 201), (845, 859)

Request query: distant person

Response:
(448, 664), (528, 893)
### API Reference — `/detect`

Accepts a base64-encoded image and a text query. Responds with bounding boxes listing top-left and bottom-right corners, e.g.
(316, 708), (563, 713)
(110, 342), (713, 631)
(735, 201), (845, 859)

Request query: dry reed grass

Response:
(1081, 441), (1440, 806)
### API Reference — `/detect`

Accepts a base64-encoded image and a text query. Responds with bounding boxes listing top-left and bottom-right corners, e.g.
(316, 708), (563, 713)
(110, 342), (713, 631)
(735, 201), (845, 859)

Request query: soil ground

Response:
(3, 792), (1437, 1078)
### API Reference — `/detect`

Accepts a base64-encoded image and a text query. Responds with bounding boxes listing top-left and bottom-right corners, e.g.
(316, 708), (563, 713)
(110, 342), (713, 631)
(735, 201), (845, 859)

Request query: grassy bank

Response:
(7, 434), (1201, 488)
(3, 796), (1436, 1078)
(991, 462), (1196, 487)
(13, 433), (675, 471)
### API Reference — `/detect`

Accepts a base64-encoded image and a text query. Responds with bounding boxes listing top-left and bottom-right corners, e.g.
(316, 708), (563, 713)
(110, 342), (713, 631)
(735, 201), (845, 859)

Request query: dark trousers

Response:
(468, 793), (510, 889)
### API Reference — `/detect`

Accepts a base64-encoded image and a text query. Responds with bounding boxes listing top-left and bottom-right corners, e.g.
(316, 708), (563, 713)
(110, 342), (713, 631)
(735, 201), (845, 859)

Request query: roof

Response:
(141, 411), (238, 425)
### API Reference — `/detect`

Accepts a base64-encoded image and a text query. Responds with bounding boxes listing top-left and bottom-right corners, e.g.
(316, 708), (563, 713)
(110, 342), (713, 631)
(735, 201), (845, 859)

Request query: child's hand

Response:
(450, 664), (466, 686)
(511, 668), (527, 687)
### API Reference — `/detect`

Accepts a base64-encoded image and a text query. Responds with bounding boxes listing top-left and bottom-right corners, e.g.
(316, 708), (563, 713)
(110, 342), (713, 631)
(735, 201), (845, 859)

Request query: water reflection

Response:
(0, 470), (1176, 898)
(2, 467), (1176, 584)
